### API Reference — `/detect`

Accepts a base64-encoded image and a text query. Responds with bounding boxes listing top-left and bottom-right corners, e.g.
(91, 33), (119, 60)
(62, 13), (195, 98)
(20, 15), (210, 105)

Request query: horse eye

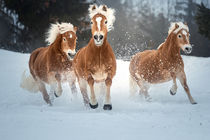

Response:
(105, 21), (107, 24)
(63, 38), (66, 41)
(178, 34), (182, 38)
(90, 21), (93, 24)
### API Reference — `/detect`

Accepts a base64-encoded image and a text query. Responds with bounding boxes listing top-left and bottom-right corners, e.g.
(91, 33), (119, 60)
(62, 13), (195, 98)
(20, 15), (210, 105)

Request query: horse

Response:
(20, 22), (78, 105)
(73, 5), (116, 110)
(129, 22), (197, 104)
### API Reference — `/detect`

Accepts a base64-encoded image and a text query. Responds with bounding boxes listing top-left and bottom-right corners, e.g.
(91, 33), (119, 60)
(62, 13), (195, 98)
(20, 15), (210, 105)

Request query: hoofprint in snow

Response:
(0, 49), (210, 140)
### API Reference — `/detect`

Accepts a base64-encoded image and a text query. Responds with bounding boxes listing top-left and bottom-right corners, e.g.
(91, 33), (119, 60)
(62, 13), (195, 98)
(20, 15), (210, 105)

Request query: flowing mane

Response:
(88, 4), (116, 31)
(45, 22), (76, 45)
(168, 22), (189, 35)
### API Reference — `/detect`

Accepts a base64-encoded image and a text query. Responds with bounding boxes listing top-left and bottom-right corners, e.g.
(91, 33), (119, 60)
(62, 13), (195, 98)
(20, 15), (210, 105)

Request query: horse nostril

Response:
(94, 35), (98, 40)
(68, 53), (75, 57)
(185, 47), (189, 51)
(99, 35), (103, 40)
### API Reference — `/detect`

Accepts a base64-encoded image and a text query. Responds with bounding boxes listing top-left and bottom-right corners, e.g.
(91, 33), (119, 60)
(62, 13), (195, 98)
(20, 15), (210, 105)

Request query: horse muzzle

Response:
(93, 34), (104, 47)
(182, 45), (192, 54)
(67, 50), (76, 60)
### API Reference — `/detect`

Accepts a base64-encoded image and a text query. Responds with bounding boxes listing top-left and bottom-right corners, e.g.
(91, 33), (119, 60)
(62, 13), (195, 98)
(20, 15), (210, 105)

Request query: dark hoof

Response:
(54, 92), (59, 98)
(103, 104), (112, 110)
(170, 90), (176, 96)
(191, 102), (197, 105)
(89, 103), (98, 109)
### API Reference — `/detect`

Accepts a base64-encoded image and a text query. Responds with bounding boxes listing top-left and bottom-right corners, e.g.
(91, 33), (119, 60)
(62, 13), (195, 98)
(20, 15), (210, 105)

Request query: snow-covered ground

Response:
(0, 49), (210, 140)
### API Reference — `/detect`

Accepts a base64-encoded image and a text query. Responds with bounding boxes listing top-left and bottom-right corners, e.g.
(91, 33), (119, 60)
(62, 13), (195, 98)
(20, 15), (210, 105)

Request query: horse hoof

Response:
(191, 101), (197, 105)
(103, 104), (112, 110)
(89, 103), (98, 109)
(54, 92), (59, 98)
(170, 90), (176, 95)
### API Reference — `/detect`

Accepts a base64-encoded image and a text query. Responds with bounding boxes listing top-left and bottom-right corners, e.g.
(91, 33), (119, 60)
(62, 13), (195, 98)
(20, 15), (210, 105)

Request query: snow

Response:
(0, 49), (210, 140)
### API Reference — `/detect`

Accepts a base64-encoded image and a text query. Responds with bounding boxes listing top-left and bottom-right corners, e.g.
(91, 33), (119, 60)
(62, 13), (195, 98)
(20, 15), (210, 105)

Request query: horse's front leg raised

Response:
(177, 71), (197, 104)
(87, 76), (98, 109)
(170, 73), (178, 95)
(104, 77), (112, 110)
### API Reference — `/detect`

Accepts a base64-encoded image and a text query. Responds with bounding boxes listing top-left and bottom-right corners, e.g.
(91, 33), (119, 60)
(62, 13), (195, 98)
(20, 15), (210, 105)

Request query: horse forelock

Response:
(168, 22), (189, 35)
(45, 22), (76, 45)
(89, 4), (115, 32)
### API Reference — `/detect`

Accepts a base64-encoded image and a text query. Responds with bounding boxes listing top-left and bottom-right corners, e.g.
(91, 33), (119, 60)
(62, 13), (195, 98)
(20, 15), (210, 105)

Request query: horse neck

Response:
(159, 34), (181, 61)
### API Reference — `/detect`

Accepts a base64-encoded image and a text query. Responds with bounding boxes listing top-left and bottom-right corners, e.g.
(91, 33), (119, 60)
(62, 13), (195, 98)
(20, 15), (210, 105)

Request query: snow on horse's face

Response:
(170, 23), (192, 54)
(61, 29), (77, 59)
(91, 13), (108, 46)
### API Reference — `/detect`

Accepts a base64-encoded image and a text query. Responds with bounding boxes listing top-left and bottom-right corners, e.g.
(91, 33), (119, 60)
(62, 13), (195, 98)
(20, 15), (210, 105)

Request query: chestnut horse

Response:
(129, 22), (197, 104)
(73, 5), (116, 110)
(21, 22), (77, 105)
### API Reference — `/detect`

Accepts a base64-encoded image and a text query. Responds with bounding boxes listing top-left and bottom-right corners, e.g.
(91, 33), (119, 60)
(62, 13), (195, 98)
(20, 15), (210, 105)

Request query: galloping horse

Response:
(21, 22), (78, 105)
(73, 5), (116, 110)
(129, 22), (197, 104)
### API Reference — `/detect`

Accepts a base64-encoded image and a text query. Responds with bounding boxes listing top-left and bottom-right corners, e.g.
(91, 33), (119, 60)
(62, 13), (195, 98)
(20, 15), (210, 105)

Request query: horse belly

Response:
(61, 70), (76, 82)
(136, 69), (172, 84)
(92, 71), (108, 83)
(147, 70), (172, 84)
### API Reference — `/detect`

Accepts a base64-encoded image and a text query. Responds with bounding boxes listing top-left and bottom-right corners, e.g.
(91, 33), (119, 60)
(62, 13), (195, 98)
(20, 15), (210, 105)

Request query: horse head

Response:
(46, 22), (77, 59)
(88, 4), (115, 47)
(168, 22), (192, 54)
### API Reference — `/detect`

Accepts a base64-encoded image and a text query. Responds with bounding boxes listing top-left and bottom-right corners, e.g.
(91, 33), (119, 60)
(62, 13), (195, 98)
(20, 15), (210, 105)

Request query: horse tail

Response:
(20, 70), (39, 93)
(129, 75), (138, 97)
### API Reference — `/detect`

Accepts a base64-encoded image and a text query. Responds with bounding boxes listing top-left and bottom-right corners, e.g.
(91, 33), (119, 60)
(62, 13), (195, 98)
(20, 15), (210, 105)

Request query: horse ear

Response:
(92, 5), (96, 11)
(184, 22), (187, 25)
(102, 5), (107, 11)
(58, 25), (61, 31)
(175, 23), (179, 29)
(74, 26), (77, 32)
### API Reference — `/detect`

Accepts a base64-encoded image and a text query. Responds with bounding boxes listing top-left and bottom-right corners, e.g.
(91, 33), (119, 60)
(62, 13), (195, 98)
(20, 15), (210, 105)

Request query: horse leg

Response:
(87, 76), (98, 109)
(137, 81), (151, 101)
(69, 79), (77, 97)
(103, 77), (112, 110)
(38, 82), (52, 105)
(177, 71), (197, 104)
(49, 83), (56, 103)
(54, 73), (62, 97)
(78, 78), (89, 106)
(170, 73), (177, 95)
(129, 75), (138, 98)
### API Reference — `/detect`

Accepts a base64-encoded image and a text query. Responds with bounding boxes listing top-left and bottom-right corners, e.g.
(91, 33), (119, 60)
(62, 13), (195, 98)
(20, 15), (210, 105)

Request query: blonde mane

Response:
(88, 4), (116, 32)
(168, 22), (189, 35)
(45, 22), (75, 45)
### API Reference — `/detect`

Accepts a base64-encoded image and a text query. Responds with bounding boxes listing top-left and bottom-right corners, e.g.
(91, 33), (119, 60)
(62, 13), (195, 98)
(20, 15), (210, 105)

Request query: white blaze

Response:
(96, 17), (102, 31)
(70, 33), (72, 38)
(182, 30), (189, 42)
(182, 30), (187, 35)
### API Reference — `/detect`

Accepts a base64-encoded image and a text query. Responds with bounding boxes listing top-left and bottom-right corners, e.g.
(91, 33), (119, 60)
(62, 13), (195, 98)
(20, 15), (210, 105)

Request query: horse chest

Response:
(91, 65), (108, 82)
